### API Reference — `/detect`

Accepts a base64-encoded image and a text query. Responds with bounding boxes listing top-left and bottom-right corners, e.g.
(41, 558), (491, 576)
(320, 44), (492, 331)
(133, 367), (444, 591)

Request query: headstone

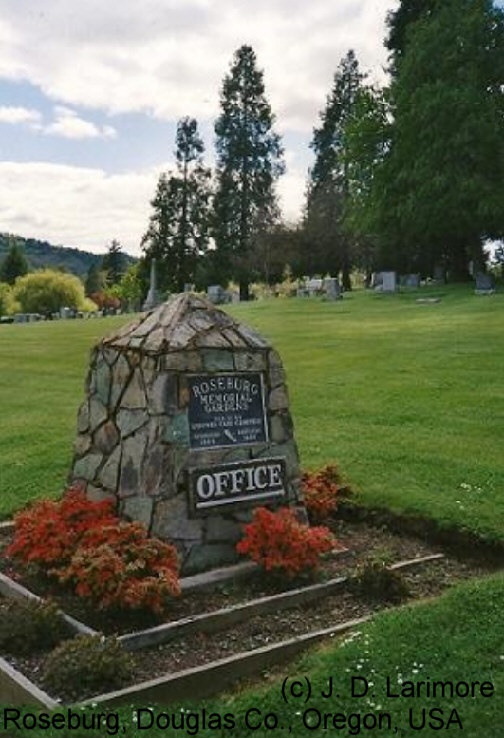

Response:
(323, 277), (342, 300)
(184, 284), (195, 293)
(207, 285), (231, 305)
(381, 272), (397, 292)
(142, 258), (160, 312)
(306, 278), (323, 296)
(433, 265), (445, 284)
(374, 271), (396, 292)
(13, 313), (28, 323)
(70, 293), (305, 575)
(400, 273), (420, 288)
(474, 272), (495, 295)
(370, 272), (382, 289)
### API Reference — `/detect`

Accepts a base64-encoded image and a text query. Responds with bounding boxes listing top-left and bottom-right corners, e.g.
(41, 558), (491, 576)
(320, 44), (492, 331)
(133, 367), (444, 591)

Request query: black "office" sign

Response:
(190, 457), (286, 514)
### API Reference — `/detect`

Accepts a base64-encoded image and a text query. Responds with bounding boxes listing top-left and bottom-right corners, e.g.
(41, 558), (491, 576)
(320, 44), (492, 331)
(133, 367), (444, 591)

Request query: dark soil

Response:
(1, 520), (500, 703)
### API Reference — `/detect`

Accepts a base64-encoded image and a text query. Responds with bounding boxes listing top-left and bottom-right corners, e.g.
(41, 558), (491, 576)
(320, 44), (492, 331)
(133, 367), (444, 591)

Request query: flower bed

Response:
(0, 519), (498, 706)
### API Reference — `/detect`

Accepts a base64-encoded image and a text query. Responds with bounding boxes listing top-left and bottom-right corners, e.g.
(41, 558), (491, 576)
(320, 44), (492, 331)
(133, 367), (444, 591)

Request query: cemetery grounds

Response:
(0, 284), (503, 736)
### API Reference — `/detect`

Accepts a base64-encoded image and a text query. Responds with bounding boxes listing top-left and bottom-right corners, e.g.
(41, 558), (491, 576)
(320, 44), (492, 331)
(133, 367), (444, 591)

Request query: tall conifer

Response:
(213, 45), (284, 300)
(143, 117), (211, 293)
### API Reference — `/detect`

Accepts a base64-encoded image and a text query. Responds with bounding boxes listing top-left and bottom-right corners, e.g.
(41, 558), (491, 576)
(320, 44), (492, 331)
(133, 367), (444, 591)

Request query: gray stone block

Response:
(121, 497), (154, 530)
(234, 352), (267, 371)
(269, 385), (289, 410)
(86, 485), (116, 504)
(110, 354), (131, 408)
(95, 360), (111, 405)
(269, 413), (288, 443)
(149, 373), (177, 415)
(73, 453), (103, 482)
(94, 420), (119, 454)
(152, 496), (203, 542)
(201, 349), (234, 372)
(116, 409), (149, 438)
(121, 369), (146, 409)
(99, 446), (121, 492)
(183, 542), (238, 575)
(269, 364), (286, 389)
(205, 516), (242, 543)
(89, 397), (107, 430)
(77, 402), (90, 433)
(74, 433), (91, 457)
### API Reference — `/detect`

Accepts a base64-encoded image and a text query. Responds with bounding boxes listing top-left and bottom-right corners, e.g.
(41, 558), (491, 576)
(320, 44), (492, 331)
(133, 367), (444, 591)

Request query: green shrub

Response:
(0, 598), (71, 655)
(0, 282), (16, 316)
(350, 552), (409, 603)
(42, 634), (133, 701)
(12, 269), (97, 314)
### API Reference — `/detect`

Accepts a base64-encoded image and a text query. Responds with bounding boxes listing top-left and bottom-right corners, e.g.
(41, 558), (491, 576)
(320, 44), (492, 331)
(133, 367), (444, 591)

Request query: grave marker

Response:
(474, 272), (495, 295)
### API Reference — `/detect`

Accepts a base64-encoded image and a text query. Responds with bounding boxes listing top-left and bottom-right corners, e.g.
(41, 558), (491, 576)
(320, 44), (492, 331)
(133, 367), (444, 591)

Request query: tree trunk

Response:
(239, 280), (250, 301)
(341, 262), (352, 291)
(447, 243), (470, 282)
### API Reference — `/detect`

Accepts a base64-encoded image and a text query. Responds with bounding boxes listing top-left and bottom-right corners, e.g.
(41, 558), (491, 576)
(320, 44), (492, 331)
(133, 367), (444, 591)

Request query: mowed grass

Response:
(119, 572), (502, 738)
(1, 288), (503, 737)
(0, 286), (503, 542)
(228, 286), (504, 542)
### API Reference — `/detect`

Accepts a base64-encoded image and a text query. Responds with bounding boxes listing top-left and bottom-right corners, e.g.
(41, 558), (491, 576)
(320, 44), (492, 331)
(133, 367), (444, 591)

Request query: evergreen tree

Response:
(343, 86), (390, 279)
(84, 262), (105, 296)
(142, 117), (210, 293)
(0, 237), (29, 285)
(101, 240), (125, 285)
(374, 0), (504, 277)
(306, 50), (365, 289)
(213, 45), (284, 300)
(386, 0), (438, 73)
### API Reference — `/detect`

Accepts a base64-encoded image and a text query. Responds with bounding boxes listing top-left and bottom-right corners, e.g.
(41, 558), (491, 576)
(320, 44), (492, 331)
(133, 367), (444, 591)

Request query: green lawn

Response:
(1, 286), (503, 736)
(0, 286), (503, 542)
(123, 572), (502, 738)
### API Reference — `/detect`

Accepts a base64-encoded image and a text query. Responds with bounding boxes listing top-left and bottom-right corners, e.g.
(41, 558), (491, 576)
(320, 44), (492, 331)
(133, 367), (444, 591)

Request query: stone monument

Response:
(474, 272), (495, 295)
(142, 258), (160, 312)
(70, 293), (305, 574)
(323, 277), (342, 300)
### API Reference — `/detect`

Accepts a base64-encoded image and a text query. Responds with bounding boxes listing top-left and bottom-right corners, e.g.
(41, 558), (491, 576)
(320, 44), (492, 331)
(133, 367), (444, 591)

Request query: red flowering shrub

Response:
(5, 490), (180, 614)
(5, 488), (116, 568)
(236, 506), (336, 578)
(302, 464), (346, 522)
(56, 522), (180, 613)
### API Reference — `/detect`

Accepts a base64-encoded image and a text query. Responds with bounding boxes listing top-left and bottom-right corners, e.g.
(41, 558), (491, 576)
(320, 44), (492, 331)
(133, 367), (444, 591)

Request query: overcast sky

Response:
(0, 0), (398, 256)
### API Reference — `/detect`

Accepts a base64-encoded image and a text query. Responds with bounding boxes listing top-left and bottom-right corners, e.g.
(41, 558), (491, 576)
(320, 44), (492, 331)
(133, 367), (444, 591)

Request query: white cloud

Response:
(43, 106), (117, 139)
(0, 0), (397, 132)
(0, 160), (305, 252)
(0, 105), (41, 125)
(0, 103), (117, 139)
(0, 1), (398, 243)
(0, 161), (156, 254)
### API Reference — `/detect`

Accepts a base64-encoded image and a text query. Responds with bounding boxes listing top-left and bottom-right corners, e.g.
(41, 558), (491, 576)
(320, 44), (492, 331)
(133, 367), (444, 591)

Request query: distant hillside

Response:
(0, 234), (136, 279)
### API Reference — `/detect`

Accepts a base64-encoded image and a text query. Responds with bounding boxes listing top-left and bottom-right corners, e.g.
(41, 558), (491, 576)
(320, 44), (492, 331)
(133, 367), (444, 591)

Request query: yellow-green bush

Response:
(0, 282), (17, 315)
(12, 269), (97, 314)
